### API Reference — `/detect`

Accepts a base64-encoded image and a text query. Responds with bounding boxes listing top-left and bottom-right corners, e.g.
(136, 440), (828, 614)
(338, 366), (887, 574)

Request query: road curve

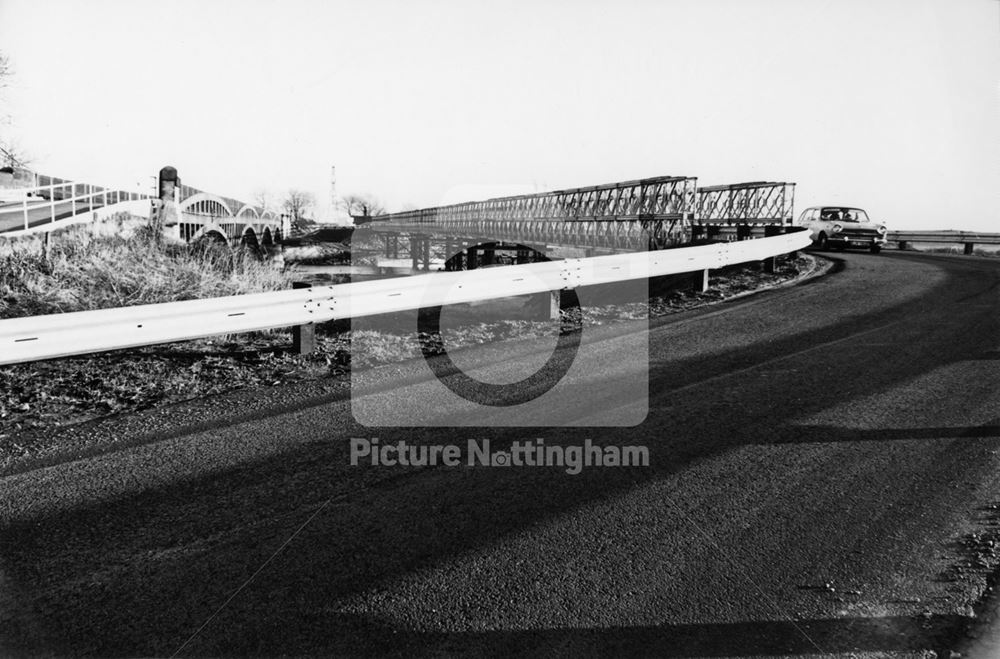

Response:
(1, 251), (998, 657)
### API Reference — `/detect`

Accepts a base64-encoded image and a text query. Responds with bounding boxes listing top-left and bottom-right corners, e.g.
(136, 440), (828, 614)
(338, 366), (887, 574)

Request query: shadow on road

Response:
(0, 252), (998, 655)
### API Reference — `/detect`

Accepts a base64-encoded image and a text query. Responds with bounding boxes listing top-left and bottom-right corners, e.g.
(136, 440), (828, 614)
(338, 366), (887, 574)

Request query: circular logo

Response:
(417, 243), (583, 407)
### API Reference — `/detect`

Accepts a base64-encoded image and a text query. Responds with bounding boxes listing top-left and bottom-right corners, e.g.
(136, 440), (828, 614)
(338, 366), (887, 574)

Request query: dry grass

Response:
(0, 223), (289, 318)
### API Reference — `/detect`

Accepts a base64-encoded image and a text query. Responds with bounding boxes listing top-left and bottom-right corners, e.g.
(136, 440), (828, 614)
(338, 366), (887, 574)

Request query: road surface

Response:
(0, 251), (998, 657)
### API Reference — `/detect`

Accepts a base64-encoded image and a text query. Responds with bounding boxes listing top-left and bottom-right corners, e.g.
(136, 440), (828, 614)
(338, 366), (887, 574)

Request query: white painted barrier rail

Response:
(0, 229), (812, 365)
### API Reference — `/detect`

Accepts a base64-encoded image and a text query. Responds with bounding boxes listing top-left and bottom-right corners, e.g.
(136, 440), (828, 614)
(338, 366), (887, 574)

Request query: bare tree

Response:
(0, 137), (29, 169)
(0, 52), (10, 89)
(0, 52), (29, 168)
(283, 189), (316, 233)
(283, 189), (314, 219)
(252, 188), (274, 213)
(341, 193), (386, 218)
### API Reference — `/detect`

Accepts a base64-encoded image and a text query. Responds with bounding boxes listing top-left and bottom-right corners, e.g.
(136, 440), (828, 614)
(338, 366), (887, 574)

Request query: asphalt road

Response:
(1, 250), (998, 657)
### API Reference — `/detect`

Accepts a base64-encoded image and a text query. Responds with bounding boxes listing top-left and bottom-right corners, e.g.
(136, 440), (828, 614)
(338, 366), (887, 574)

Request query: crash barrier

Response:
(887, 230), (1000, 255)
(0, 228), (813, 365)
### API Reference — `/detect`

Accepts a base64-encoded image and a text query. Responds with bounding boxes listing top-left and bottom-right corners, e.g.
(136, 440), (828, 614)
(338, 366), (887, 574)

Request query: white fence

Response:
(0, 178), (152, 236)
(0, 229), (812, 365)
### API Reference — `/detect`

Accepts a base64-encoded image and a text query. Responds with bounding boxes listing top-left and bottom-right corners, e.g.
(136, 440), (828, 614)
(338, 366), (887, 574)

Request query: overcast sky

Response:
(0, 0), (997, 230)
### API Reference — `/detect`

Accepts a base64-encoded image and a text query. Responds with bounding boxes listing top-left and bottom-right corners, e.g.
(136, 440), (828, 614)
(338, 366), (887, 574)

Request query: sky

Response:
(0, 0), (997, 230)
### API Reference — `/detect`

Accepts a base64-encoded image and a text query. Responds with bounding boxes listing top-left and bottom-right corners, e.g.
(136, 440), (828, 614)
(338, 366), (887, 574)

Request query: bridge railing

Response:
(0, 228), (812, 365)
(0, 176), (152, 235)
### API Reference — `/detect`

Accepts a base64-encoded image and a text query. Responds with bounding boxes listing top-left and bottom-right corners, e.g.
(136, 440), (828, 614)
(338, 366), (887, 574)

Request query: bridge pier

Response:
(383, 233), (400, 259)
(408, 234), (432, 271)
(465, 245), (479, 270)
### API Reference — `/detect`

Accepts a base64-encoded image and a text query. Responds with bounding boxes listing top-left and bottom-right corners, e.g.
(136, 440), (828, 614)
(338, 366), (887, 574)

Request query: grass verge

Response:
(0, 223), (288, 318)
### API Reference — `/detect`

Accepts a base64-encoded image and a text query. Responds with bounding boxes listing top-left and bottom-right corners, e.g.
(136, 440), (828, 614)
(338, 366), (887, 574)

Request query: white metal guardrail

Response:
(0, 229), (812, 365)
(887, 230), (1000, 243)
(886, 230), (1000, 254)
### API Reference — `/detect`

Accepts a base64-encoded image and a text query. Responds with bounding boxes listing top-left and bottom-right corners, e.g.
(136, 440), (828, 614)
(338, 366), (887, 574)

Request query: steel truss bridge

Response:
(357, 177), (796, 269)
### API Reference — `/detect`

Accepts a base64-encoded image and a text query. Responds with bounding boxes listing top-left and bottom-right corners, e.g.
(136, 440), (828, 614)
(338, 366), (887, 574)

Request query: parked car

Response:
(796, 206), (888, 253)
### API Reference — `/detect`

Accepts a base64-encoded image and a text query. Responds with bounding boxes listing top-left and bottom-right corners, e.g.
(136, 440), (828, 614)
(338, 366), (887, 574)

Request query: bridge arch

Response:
(261, 227), (274, 247)
(192, 229), (230, 250)
(240, 226), (261, 252)
(235, 205), (260, 221)
(180, 192), (237, 218)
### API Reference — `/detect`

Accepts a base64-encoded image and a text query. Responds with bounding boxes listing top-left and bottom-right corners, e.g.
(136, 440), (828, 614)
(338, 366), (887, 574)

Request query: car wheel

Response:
(870, 245), (881, 254)
(817, 233), (828, 251)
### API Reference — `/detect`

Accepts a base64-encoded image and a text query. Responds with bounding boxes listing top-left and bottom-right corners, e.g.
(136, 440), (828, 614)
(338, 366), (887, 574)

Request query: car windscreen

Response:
(821, 208), (869, 223)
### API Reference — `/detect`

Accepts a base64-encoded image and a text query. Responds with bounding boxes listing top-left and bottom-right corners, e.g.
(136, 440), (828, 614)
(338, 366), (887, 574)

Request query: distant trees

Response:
(0, 138), (29, 169)
(341, 193), (385, 218)
(283, 189), (316, 233)
(0, 51), (30, 168)
(283, 188), (314, 220)
(252, 188), (275, 213)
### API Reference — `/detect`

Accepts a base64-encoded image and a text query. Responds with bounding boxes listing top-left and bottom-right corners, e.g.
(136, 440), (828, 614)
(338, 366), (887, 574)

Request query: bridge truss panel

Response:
(369, 176), (698, 250)
(376, 176), (698, 225)
(695, 181), (795, 225)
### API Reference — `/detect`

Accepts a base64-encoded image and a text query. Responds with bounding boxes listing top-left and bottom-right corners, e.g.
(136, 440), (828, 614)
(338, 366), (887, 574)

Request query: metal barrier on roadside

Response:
(0, 228), (813, 365)
(887, 230), (1000, 255)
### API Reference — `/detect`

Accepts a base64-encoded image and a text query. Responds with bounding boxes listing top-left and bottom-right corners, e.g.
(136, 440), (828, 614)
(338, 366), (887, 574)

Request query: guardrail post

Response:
(532, 289), (561, 319)
(292, 282), (316, 354)
(964, 242), (975, 255)
(763, 226), (782, 271)
(410, 236), (419, 270)
(692, 269), (710, 292)
(784, 226), (800, 259)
